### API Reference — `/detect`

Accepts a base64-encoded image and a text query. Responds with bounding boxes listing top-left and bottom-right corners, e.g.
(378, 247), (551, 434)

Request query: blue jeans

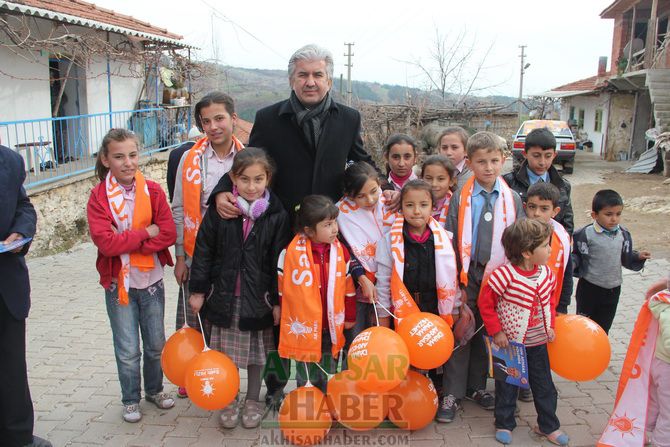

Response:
(105, 280), (166, 405)
(494, 343), (560, 434)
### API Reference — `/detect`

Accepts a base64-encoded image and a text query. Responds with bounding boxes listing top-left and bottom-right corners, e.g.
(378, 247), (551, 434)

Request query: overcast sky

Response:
(91, 0), (615, 98)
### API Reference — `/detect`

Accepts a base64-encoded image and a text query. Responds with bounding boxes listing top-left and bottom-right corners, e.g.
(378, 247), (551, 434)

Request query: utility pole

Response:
(518, 45), (528, 125)
(344, 42), (354, 106)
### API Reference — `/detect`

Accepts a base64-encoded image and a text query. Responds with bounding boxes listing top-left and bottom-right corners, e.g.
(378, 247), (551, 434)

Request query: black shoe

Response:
(23, 436), (53, 447)
(518, 388), (533, 402)
(265, 390), (285, 410)
(435, 394), (460, 423)
(465, 389), (495, 410)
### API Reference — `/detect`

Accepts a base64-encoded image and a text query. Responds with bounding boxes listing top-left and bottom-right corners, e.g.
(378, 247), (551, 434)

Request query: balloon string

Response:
(180, 286), (189, 329)
(312, 361), (333, 380)
(196, 312), (209, 351)
(373, 302), (380, 326)
(375, 302), (399, 321)
(303, 362), (312, 387)
(452, 323), (485, 353)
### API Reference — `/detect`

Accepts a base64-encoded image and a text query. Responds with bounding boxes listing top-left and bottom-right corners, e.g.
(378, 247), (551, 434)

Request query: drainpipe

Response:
(629, 91), (639, 158)
(106, 31), (113, 127)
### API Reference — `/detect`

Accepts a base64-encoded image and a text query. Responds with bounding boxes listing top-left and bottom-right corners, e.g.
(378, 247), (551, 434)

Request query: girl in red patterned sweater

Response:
(478, 219), (569, 446)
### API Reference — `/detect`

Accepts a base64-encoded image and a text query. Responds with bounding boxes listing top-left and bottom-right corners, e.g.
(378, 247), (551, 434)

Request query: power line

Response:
(197, 0), (286, 62)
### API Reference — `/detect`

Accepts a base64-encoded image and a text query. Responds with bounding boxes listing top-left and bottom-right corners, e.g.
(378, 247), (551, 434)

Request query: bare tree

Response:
(408, 27), (499, 106)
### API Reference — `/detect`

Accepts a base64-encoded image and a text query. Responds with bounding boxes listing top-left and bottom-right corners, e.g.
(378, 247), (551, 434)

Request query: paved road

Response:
(26, 150), (668, 446)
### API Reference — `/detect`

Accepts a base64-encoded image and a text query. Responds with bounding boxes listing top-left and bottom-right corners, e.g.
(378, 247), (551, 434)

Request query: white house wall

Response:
(0, 45), (54, 167)
(561, 94), (610, 155)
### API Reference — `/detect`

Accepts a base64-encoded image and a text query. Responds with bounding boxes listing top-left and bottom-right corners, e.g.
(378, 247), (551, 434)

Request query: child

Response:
(337, 161), (395, 337)
(86, 129), (177, 423)
(188, 148), (290, 429)
(383, 133), (418, 191)
(437, 126), (472, 190)
(598, 274), (670, 447)
(421, 154), (457, 225)
(375, 180), (461, 402)
(525, 182), (572, 315)
(502, 127), (574, 234)
(478, 219), (569, 446)
(573, 189), (651, 334)
(277, 195), (357, 392)
(171, 92), (244, 397)
(441, 132), (524, 423)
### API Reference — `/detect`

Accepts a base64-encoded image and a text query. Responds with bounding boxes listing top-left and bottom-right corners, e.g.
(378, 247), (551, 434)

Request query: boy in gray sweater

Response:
(572, 189), (651, 333)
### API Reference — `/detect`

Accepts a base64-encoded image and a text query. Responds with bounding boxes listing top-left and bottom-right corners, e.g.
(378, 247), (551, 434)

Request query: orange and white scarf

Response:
(389, 215), (460, 325)
(598, 290), (670, 447)
(457, 176), (516, 287)
(548, 219), (571, 309)
(106, 171), (154, 305)
(433, 191), (453, 226)
(278, 234), (350, 362)
(336, 196), (396, 275)
(182, 135), (244, 257)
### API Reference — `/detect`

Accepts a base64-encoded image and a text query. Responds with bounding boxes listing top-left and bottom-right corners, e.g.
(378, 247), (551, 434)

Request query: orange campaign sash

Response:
(548, 219), (571, 309)
(598, 290), (670, 447)
(456, 176), (516, 288)
(182, 135), (244, 257)
(389, 215), (461, 325)
(434, 191), (452, 226)
(278, 234), (352, 362)
(336, 195), (395, 276)
(106, 171), (154, 305)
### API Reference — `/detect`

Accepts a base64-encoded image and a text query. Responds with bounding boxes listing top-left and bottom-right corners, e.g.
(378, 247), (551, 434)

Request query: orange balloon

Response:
(279, 386), (332, 446)
(548, 314), (611, 382)
(326, 370), (387, 431)
(396, 312), (455, 370)
(347, 326), (410, 392)
(184, 349), (240, 411)
(386, 370), (438, 431)
(161, 327), (205, 387)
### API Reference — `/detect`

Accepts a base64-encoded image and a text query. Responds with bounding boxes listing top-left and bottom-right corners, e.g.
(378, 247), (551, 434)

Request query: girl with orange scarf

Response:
(277, 195), (357, 392)
(171, 92), (243, 397)
(87, 129), (176, 423)
(421, 155), (458, 226)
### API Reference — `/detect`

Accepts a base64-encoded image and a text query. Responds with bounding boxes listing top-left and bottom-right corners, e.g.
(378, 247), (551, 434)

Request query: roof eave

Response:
(0, 1), (198, 49)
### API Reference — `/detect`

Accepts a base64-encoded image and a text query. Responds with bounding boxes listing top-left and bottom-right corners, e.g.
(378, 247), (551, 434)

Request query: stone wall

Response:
(27, 152), (170, 257)
(605, 93), (635, 161)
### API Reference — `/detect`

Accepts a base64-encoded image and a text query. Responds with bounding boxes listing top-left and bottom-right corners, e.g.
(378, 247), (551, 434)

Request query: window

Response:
(569, 106), (575, 121)
(594, 109), (603, 133)
(578, 109), (585, 129)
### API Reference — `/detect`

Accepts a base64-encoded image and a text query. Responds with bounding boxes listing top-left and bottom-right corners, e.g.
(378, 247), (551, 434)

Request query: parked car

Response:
(511, 120), (577, 174)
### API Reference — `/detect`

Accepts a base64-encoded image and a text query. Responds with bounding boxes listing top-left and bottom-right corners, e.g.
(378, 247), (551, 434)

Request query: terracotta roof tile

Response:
(11, 0), (182, 40)
(551, 75), (607, 92)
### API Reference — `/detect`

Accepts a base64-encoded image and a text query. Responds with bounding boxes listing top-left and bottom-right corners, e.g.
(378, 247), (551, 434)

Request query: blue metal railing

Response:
(1, 107), (191, 189)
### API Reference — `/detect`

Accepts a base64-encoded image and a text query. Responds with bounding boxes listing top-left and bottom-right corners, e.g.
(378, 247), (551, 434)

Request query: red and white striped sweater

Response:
(478, 263), (556, 344)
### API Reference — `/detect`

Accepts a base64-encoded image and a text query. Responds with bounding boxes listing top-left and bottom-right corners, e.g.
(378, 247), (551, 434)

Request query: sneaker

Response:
(435, 394), (460, 423)
(220, 401), (240, 429)
(241, 399), (265, 429)
(146, 392), (175, 409)
(123, 404), (142, 423)
(177, 387), (188, 398)
(465, 389), (495, 410)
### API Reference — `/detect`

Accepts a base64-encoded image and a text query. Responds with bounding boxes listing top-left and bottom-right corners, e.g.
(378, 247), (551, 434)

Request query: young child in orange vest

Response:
(277, 195), (357, 392)
(441, 131), (525, 423)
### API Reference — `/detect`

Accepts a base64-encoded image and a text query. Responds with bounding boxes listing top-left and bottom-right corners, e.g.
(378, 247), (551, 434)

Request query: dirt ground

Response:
(506, 151), (670, 260)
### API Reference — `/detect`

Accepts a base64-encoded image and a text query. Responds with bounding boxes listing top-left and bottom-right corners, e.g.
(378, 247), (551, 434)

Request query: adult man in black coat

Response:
(0, 145), (51, 447)
(211, 44), (395, 217)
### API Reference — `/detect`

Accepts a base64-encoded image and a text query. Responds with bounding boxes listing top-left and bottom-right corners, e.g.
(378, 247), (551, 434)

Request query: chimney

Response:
(598, 56), (608, 77)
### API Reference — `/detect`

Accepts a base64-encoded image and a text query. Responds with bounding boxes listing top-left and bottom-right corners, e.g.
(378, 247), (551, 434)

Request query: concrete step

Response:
(654, 103), (670, 112)
(647, 68), (670, 82)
